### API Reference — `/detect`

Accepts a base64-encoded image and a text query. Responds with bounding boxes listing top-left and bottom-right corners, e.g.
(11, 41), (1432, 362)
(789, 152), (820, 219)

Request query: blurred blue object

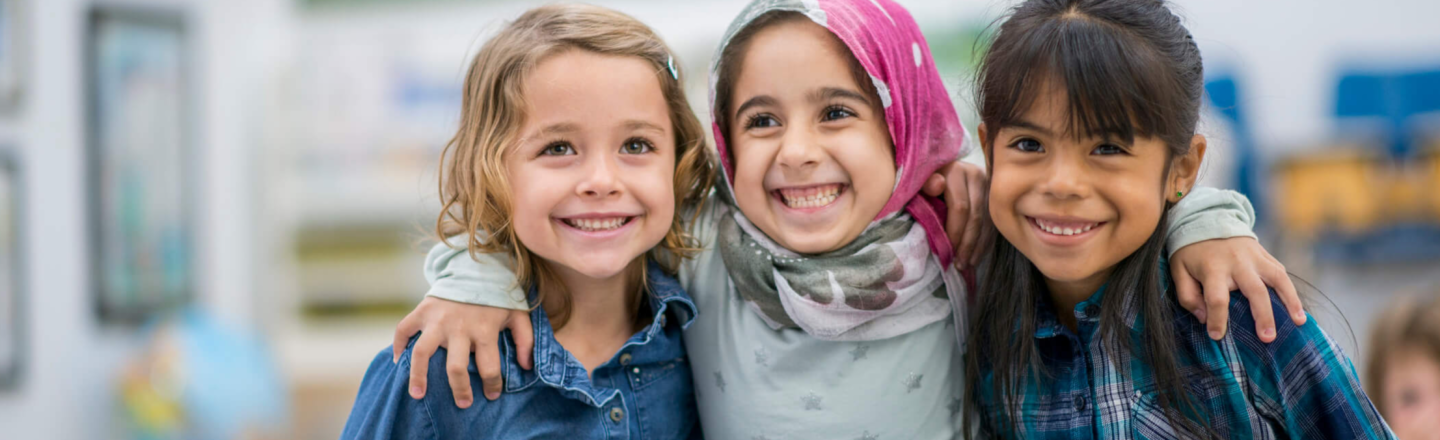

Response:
(119, 309), (289, 440)
(1334, 68), (1440, 158)
(1205, 73), (1265, 222)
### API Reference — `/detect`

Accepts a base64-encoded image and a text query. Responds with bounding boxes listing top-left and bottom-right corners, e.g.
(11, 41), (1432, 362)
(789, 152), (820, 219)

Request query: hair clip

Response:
(667, 55), (679, 81)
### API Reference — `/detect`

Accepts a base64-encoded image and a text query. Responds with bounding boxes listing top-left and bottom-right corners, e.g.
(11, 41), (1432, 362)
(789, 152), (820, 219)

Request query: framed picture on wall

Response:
(0, 147), (21, 389)
(85, 6), (193, 323)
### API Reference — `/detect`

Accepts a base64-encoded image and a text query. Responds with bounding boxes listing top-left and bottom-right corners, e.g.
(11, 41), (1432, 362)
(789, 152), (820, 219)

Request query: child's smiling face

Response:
(727, 19), (896, 255)
(983, 81), (1203, 296)
(507, 49), (676, 281)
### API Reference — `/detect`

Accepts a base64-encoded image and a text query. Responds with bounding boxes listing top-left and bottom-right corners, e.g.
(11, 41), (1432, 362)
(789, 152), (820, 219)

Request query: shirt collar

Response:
(1031, 259), (1171, 339)
(501, 260), (696, 406)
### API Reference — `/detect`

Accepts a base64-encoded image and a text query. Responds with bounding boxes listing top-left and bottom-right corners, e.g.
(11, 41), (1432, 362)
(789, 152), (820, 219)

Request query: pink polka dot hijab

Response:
(710, 0), (973, 341)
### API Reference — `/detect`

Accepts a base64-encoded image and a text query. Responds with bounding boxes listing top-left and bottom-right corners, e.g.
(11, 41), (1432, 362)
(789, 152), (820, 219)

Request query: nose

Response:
(576, 154), (622, 198)
(775, 124), (822, 173)
(1040, 154), (1090, 201)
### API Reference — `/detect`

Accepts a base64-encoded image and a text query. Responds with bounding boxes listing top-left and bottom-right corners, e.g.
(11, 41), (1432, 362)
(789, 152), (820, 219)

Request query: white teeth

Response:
(780, 185), (842, 208)
(564, 217), (629, 232)
(1035, 219), (1096, 236)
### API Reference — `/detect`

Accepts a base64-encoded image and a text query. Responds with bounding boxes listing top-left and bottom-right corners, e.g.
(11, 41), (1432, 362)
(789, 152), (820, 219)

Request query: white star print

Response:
(850, 344), (870, 361)
(903, 372), (923, 393)
(802, 392), (823, 410)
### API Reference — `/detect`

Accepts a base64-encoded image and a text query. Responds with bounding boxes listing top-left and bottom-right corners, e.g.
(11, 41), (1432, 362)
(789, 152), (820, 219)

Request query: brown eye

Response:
(744, 114), (779, 130)
(541, 142), (575, 156)
(1012, 138), (1044, 153)
(821, 106), (856, 121)
(1092, 144), (1125, 155)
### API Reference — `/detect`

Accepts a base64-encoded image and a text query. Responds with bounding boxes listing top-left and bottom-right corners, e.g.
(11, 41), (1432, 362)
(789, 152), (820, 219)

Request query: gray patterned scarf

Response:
(718, 210), (958, 341)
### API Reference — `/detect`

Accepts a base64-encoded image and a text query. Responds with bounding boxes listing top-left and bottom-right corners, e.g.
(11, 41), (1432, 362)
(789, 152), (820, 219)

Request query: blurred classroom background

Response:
(0, 0), (1437, 438)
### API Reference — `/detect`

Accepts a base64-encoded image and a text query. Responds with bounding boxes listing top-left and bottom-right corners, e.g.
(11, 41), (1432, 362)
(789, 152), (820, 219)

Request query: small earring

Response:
(1176, 191), (1184, 198)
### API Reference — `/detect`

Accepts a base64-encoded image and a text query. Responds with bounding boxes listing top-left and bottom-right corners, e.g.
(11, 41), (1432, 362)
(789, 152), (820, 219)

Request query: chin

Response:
(560, 253), (639, 279)
(773, 231), (846, 254)
(1031, 259), (1100, 283)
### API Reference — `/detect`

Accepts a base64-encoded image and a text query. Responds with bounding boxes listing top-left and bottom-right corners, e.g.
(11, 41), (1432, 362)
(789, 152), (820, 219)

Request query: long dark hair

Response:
(963, 0), (1211, 438)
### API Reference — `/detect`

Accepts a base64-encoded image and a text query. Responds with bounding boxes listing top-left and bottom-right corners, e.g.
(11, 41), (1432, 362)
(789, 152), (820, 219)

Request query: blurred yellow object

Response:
(1273, 148), (1382, 237)
(1429, 142), (1440, 220)
(1380, 164), (1433, 221)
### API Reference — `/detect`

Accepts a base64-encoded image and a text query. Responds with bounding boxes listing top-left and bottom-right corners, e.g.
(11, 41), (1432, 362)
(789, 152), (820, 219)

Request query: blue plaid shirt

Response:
(973, 264), (1394, 439)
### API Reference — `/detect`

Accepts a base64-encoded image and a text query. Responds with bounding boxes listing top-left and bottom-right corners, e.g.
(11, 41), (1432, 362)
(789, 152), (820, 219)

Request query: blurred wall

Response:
(0, 0), (292, 437)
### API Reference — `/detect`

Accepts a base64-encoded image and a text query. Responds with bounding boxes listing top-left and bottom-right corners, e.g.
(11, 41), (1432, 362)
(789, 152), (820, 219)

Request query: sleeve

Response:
(1164, 187), (1258, 257)
(339, 346), (441, 440)
(1230, 290), (1397, 439)
(422, 237), (529, 311)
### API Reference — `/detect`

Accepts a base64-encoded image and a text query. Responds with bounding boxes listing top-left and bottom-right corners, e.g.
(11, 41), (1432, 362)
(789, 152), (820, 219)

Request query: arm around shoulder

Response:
(1165, 187), (1258, 257)
(424, 237), (528, 311)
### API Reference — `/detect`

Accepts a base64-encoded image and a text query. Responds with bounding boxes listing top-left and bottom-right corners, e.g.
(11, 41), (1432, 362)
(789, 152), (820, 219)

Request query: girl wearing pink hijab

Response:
(394, 0), (1300, 437)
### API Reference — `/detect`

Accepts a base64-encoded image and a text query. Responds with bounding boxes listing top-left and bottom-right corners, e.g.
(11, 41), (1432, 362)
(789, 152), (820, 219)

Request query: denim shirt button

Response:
(610, 407), (624, 423)
(619, 353), (632, 366)
(632, 367), (641, 375)
(1082, 304), (1100, 319)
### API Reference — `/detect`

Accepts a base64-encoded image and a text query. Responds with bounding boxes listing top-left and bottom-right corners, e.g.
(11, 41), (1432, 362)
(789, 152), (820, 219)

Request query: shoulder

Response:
(1219, 288), (1362, 396)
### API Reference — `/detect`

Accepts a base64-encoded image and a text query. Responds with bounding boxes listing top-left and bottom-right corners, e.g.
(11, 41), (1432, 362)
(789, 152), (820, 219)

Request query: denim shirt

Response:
(341, 261), (700, 440)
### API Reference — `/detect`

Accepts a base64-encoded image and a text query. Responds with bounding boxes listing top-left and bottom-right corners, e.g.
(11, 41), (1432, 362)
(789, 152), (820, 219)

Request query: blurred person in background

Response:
(1367, 291), (1440, 440)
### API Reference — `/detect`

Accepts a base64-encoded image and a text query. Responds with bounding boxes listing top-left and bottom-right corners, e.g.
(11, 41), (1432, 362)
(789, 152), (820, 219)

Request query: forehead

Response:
(521, 49), (671, 130)
(733, 20), (863, 96)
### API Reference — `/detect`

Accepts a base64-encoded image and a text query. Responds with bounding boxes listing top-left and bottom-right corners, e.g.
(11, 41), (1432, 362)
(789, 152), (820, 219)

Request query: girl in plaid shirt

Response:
(964, 0), (1394, 438)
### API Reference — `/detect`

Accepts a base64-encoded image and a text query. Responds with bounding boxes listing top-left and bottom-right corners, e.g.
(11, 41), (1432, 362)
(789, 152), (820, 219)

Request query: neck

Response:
(1043, 267), (1113, 332)
(544, 259), (644, 373)
(545, 260), (641, 336)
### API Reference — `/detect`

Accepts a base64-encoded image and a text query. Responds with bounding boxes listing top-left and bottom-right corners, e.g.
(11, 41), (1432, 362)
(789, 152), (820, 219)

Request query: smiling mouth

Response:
(1028, 216), (1104, 236)
(774, 184), (846, 209)
(559, 216), (635, 232)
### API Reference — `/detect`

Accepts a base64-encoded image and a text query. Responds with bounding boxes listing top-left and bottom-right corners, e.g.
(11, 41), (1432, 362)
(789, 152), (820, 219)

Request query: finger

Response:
(393, 310), (423, 363)
(476, 339), (504, 401)
(1172, 263), (1205, 323)
(1236, 273), (1277, 343)
(446, 336), (475, 408)
(408, 331), (443, 400)
(923, 173), (946, 197)
(1262, 261), (1306, 325)
(509, 311), (535, 370)
(1201, 275), (1233, 341)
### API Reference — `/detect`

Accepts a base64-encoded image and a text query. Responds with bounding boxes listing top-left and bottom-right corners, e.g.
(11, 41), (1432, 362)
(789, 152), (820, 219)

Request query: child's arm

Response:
(1167, 188), (1304, 343)
(1231, 291), (1396, 439)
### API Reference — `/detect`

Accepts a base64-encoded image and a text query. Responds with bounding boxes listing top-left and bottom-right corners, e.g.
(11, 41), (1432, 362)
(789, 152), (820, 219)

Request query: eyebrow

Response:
(1005, 119), (1056, 137)
(622, 120), (667, 134)
(809, 87), (871, 106)
(535, 122), (581, 137)
(733, 95), (779, 119)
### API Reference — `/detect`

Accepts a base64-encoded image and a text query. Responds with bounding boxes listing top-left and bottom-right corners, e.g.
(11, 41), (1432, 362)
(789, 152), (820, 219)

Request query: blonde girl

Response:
(342, 5), (713, 439)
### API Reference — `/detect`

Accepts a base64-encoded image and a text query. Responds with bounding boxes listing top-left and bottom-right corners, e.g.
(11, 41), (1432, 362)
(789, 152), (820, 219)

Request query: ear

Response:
(1167, 134), (1207, 203)
(978, 123), (993, 169)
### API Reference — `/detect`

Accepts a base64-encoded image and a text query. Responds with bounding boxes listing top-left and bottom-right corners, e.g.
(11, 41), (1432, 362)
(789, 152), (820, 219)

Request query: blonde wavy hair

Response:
(435, 4), (715, 328)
